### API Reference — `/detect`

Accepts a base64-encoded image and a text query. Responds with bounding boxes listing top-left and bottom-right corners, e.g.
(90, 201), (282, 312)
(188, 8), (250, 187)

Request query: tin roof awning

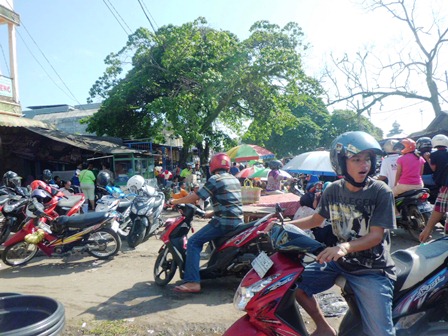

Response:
(0, 114), (52, 128)
(24, 126), (151, 155)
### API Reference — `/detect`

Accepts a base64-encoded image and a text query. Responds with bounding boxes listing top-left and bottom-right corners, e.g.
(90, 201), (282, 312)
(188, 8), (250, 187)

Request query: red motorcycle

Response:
(153, 203), (282, 286)
(225, 225), (448, 336)
(1, 189), (122, 267)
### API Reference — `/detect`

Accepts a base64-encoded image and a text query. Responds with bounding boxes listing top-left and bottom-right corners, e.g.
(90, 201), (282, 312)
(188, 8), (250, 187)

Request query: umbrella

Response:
(227, 144), (275, 162)
(283, 151), (336, 176)
(250, 168), (292, 179)
(235, 166), (263, 179)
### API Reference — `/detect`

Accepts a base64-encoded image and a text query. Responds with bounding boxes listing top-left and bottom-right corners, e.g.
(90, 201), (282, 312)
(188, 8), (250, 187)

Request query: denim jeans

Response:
(183, 218), (227, 283)
(297, 261), (395, 336)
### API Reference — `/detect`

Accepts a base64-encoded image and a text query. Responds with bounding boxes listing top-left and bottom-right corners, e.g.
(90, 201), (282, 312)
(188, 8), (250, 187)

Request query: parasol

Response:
(250, 168), (292, 179)
(226, 144), (275, 162)
(235, 166), (263, 179)
(283, 151), (336, 176)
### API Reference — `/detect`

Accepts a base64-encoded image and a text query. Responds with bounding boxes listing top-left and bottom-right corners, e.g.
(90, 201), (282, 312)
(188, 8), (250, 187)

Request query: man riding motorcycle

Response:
(288, 131), (396, 336)
(169, 152), (243, 293)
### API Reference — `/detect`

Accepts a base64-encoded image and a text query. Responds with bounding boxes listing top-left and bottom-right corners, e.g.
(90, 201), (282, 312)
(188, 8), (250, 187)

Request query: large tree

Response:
(86, 18), (321, 163)
(324, 0), (448, 119)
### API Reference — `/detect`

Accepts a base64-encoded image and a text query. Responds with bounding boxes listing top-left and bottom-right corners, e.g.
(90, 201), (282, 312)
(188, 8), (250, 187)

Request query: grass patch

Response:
(83, 320), (144, 335)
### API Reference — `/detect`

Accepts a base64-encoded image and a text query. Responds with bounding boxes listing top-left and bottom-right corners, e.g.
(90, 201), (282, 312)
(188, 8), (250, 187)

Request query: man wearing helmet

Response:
(290, 131), (396, 336)
(170, 152), (243, 293)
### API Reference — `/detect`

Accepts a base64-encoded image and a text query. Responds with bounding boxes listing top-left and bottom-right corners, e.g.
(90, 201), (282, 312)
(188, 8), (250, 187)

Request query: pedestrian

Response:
(229, 162), (240, 176)
(60, 180), (74, 197)
(79, 162), (96, 211)
(426, 134), (448, 188)
(377, 139), (400, 189)
(289, 131), (396, 336)
(392, 138), (425, 196)
(99, 162), (114, 185)
(169, 153), (243, 293)
(265, 160), (287, 194)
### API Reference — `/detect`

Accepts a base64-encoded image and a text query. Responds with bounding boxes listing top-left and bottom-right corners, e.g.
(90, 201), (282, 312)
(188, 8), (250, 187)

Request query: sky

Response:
(3, 0), (448, 137)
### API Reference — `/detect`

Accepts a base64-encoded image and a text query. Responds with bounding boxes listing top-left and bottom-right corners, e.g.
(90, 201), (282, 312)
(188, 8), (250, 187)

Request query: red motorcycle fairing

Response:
(159, 216), (186, 244)
(223, 315), (265, 336)
(217, 219), (275, 251)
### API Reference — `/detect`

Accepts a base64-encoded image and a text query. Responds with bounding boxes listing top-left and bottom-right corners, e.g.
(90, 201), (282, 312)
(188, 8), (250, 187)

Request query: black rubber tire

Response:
(153, 246), (177, 286)
(407, 205), (426, 242)
(2, 240), (39, 266)
(127, 219), (145, 248)
(87, 227), (122, 259)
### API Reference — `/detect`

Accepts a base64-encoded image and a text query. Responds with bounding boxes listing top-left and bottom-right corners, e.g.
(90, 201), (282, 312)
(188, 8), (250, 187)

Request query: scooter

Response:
(225, 225), (448, 336)
(95, 185), (134, 237)
(127, 182), (165, 248)
(1, 195), (122, 267)
(395, 188), (432, 241)
(153, 203), (282, 286)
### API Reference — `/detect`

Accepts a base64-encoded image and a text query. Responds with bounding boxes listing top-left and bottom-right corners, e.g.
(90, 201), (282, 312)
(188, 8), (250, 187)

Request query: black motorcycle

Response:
(395, 188), (432, 241)
(0, 186), (30, 244)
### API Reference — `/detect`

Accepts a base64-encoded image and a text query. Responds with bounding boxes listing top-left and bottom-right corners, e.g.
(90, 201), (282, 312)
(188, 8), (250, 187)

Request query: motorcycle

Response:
(95, 185), (134, 237)
(225, 225), (448, 336)
(1, 194), (122, 267)
(0, 185), (30, 244)
(395, 188), (432, 241)
(153, 203), (282, 286)
(127, 177), (165, 248)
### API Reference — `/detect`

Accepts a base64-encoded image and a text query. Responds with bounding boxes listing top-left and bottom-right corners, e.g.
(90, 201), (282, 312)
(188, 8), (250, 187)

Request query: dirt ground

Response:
(0, 212), (443, 336)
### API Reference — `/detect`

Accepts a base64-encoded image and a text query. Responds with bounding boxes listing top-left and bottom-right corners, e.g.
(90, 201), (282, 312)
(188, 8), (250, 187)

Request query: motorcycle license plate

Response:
(418, 203), (433, 213)
(251, 251), (273, 278)
(111, 220), (120, 232)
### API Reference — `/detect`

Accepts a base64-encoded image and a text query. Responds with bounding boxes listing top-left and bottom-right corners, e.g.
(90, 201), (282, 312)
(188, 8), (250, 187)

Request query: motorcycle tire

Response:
(154, 246), (177, 286)
(87, 228), (122, 259)
(127, 219), (146, 248)
(407, 205), (426, 242)
(2, 240), (39, 266)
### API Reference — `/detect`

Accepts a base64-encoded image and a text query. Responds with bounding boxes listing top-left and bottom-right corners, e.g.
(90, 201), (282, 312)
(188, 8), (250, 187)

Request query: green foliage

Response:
(86, 18), (322, 161)
(329, 109), (383, 140)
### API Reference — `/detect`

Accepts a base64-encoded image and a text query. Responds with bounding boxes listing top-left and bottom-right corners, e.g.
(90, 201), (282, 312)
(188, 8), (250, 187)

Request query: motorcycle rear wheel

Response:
(154, 246), (177, 286)
(407, 205), (426, 241)
(2, 240), (39, 266)
(87, 228), (122, 259)
(127, 219), (146, 248)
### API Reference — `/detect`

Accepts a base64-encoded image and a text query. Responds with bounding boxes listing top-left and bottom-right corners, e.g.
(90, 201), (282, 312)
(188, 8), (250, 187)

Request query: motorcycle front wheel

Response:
(2, 240), (39, 266)
(407, 205), (426, 241)
(87, 228), (122, 259)
(154, 246), (177, 286)
(127, 218), (146, 248)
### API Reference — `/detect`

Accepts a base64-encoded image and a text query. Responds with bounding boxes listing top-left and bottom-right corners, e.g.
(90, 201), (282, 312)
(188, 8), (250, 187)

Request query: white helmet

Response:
(126, 175), (145, 193)
(431, 134), (448, 148)
(382, 139), (400, 154)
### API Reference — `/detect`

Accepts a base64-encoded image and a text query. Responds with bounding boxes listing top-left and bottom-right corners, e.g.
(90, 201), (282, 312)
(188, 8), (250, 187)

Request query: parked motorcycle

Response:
(95, 185), (134, 237)
(395, 188), (432, 241)
(153, 203), (282, 286)
(0, 185), (31, 244)
(1, 191), (122, 267)
(126, 175), (165, 248)
(225, 225), (448, 336)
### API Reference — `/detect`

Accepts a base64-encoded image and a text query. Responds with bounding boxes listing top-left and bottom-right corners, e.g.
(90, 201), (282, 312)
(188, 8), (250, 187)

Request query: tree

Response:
(85, 18), (321, 163)
(324, 0), (448, 119)
(329, 110), (383, 140)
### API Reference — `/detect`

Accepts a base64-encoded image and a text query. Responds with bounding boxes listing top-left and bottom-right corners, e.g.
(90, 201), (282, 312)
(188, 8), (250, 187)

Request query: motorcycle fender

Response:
(2, 228), (30, 247)
(223, 315), (264, 336)
(111, 219), (120, 232)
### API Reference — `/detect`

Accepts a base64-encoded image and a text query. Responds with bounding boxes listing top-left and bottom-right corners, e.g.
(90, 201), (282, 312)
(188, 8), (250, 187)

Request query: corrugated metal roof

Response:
(0, 114), (53, 128)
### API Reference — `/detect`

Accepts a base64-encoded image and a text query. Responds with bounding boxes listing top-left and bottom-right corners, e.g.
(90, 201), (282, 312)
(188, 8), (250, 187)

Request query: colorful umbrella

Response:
(283, 151), (336, 176)
(250, 168), (292, 179)
(226, 144), (275, 162)
(235, 166), (263, 179)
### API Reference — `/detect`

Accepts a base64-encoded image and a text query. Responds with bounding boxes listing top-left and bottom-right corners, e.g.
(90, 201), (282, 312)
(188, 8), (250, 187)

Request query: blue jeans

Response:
(297, 261), (395, 336)
(183, 218), (228, 283)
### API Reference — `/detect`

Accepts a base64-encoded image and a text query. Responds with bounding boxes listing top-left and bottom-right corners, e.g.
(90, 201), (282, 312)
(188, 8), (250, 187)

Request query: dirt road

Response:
(0, 213), (441, 335)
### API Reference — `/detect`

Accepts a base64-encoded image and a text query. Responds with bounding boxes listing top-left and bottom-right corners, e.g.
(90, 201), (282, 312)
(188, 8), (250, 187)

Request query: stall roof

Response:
(408, 111), (448, 139)
(24, 126), (152, 155)
(0, 114), (52, 128)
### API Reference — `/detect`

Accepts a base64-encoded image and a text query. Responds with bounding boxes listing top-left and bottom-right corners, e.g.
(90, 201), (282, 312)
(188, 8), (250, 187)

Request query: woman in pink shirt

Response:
(393, 138), (425, 196)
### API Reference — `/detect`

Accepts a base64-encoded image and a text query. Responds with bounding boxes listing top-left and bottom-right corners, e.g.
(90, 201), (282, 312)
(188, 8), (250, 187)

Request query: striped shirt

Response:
(196, 171), (243, 228)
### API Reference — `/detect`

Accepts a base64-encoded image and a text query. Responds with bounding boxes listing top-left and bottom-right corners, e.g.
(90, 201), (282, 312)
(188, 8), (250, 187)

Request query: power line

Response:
(103, 0), (132, 36)
(137, 0), (158, 33)
(141, 0), (158, 30)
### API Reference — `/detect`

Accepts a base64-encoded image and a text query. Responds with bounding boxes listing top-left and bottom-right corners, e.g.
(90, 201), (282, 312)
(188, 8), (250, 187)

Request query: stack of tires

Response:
(0, 293), (65, 335)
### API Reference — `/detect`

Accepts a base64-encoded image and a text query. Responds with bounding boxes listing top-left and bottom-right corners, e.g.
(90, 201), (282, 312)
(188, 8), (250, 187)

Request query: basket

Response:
(241, 179), (262, 205)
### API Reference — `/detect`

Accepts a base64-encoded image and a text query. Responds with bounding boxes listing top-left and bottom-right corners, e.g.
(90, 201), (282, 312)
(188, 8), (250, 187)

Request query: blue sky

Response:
(4, 0), (447, 136)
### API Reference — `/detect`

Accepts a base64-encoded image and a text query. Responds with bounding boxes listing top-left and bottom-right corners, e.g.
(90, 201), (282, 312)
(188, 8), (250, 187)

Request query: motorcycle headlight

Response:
(233, 274), (280, 311)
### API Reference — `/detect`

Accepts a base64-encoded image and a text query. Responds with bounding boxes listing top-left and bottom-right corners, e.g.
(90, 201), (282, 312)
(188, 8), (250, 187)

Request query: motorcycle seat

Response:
(213, 222), (256, 247)
(58, 195), (83, 208)
(54, 211), (109, 229)
(392, 238), (448, 292)
(395, 188), (429, 199)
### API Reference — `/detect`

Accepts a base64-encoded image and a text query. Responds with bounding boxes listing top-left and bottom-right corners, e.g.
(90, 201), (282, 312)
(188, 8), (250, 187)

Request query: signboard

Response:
(0, 76), (12, 97)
